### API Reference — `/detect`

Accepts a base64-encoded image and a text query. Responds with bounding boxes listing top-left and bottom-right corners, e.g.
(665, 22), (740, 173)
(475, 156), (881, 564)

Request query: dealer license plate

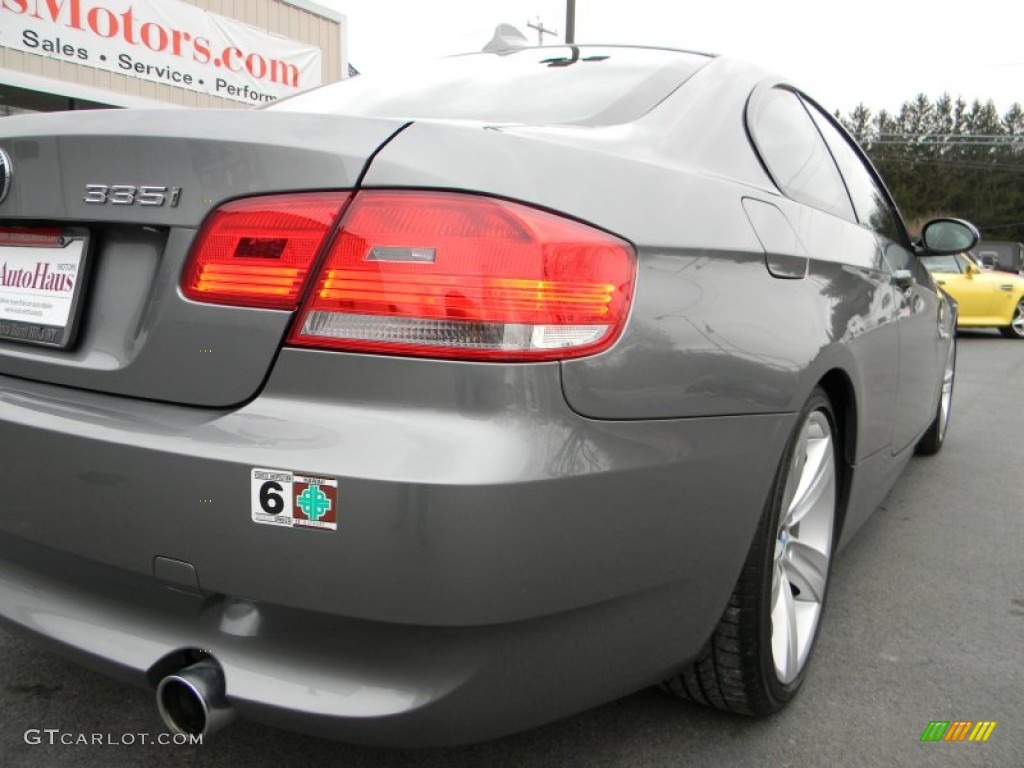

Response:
(0, 227), (90, 348)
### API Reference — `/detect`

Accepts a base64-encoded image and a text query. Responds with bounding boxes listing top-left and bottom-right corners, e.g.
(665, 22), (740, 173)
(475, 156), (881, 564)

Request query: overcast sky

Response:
(317, 0), (1022, 117)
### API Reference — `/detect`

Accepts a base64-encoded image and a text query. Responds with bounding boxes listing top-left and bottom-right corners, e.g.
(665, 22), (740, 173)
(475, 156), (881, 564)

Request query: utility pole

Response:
(526, 17), (558, 45)
(565, 0), (576, 44)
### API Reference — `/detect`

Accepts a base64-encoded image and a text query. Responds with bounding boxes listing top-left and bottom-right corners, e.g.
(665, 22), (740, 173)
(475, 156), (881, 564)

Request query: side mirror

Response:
(918, 219), (980, 255)
(965, 262), (981, 278)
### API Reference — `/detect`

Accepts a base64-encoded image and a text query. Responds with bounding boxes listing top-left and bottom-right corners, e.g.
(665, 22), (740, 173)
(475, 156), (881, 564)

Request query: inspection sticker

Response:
(250, 468), (338, 532)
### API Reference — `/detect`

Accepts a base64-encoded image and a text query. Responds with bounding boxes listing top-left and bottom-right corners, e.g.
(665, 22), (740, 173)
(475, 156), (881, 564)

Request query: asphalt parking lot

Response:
(1, 330), (1021, 768)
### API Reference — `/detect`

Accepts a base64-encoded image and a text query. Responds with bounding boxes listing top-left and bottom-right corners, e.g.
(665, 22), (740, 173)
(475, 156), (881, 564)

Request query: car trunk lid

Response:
(0, 108), (407, 406)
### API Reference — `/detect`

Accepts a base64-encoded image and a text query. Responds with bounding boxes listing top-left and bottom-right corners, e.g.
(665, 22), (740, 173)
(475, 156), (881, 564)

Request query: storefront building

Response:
(0, 0), (347, 115)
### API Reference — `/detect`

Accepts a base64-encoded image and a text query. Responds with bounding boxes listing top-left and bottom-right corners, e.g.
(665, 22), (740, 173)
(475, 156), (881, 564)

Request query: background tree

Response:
(839, 95), (1024, 242)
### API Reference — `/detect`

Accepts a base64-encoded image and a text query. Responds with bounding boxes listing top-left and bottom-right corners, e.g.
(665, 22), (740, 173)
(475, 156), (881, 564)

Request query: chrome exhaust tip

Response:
(156, 659), (235, 737)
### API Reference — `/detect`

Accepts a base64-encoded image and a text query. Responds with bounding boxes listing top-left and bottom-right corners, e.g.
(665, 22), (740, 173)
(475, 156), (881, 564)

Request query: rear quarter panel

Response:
(361, 59), (901, 464)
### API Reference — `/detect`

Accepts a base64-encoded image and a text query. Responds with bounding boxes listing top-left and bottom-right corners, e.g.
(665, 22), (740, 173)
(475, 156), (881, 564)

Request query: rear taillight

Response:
(288, 191), (635, 360)
(182, 192), (350, 309)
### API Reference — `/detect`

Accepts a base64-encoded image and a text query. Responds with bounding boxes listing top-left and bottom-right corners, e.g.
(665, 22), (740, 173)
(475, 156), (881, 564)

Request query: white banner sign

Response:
(0, 0), (323, 104)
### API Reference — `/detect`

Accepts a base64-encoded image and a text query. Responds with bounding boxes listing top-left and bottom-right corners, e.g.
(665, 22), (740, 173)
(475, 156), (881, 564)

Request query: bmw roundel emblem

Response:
(0, 147), (10, 204)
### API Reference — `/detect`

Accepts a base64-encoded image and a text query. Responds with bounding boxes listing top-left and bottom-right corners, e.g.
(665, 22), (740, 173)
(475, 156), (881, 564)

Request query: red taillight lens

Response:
(288, 191), (636, 360)
(182, 192), (350, 309)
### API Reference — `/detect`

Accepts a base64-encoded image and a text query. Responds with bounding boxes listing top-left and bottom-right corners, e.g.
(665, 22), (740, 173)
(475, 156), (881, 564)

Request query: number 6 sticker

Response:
(251, 468), (338, 531)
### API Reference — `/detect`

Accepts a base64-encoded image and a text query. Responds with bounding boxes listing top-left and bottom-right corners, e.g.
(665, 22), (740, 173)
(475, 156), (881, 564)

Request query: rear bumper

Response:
(0, 532), (720, 746)
(0, 353), (794, 744)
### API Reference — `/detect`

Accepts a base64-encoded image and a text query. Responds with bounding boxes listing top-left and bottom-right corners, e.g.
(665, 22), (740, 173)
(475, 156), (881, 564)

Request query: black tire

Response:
(663, 388), (841, 715)
(916, 339), (955, 455)
(998, 298), (1024, 339)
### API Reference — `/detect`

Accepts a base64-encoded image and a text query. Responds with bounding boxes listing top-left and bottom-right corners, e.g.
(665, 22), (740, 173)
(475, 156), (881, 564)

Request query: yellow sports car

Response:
(921, 252), (1024, 338)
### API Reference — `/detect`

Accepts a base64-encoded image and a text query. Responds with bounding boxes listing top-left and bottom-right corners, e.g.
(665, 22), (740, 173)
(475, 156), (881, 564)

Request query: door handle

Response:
(892, 269), (914, 290)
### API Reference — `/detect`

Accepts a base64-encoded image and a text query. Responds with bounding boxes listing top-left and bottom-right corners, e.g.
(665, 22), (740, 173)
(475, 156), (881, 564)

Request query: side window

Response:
(881, 242), (914, 273)
(921, 254), (963, 274)
(806, 103), (905, 245)
(748, 88), (854, 220)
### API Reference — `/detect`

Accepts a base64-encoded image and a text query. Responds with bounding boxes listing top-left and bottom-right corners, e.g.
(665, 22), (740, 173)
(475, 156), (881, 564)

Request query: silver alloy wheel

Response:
(938, 342), (955, 443)
(1012, 301), (1024, 337)
(771, 410), (836, 684)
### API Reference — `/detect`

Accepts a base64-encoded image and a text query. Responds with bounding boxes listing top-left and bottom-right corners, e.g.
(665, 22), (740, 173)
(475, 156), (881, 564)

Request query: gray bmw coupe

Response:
(0, 45), (977, 745)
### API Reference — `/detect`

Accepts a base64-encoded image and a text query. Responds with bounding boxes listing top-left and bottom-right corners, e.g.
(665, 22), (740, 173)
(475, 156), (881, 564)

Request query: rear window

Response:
(268, 46), (711, 127)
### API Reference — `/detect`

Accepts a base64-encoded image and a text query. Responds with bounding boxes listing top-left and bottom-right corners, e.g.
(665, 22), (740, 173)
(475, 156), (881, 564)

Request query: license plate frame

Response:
(0, 227), (91, 349)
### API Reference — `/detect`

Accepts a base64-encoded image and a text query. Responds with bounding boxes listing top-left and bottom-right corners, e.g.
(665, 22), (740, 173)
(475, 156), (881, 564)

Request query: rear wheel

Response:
(998, 298), (1024, 338)
(664, 389), (839, 714)
(916, 339), (955, 455)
